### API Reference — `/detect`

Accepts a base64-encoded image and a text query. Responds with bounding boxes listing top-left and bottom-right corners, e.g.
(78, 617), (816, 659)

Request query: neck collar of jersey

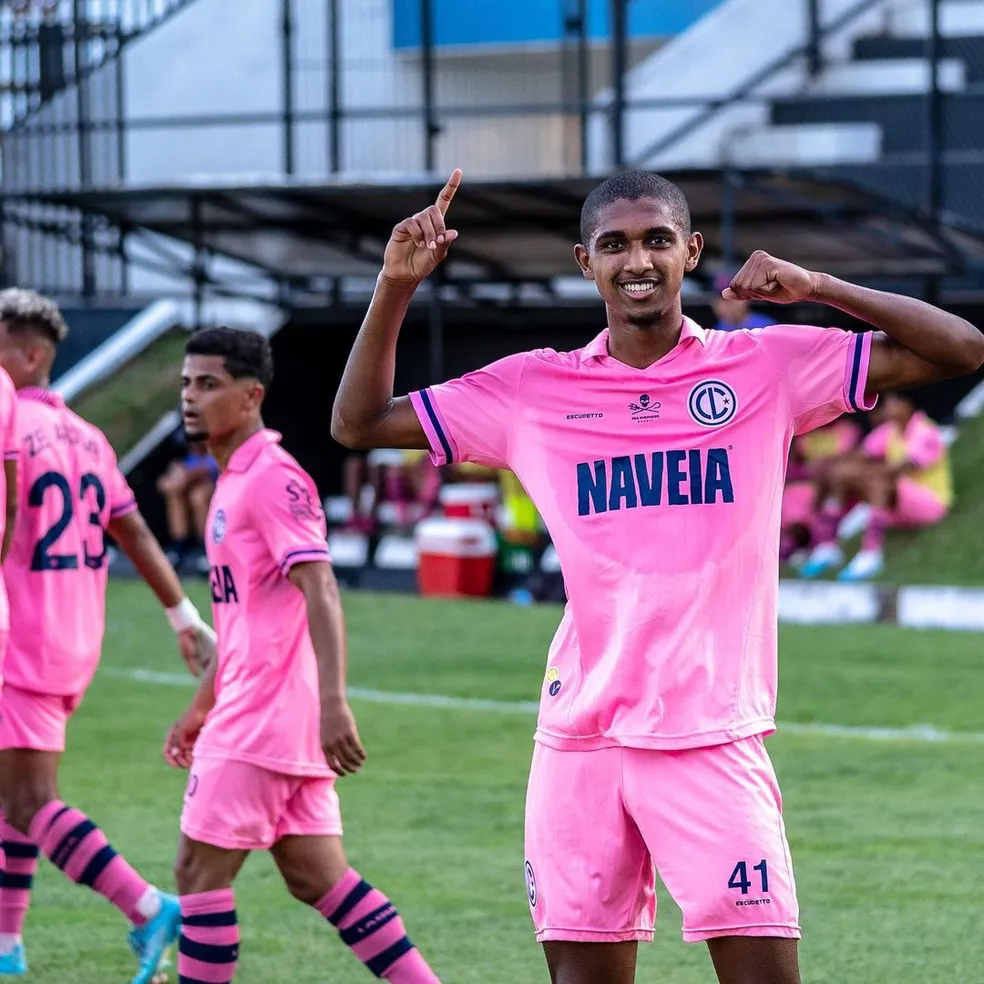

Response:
(226, 427), (281, 473)
(18, 386), (63, 407)
(582, 316), (707, 363)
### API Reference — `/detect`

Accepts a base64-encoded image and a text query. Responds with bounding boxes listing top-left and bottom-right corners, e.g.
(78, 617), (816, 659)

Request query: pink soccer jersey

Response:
(410, 319), (877, 750)
(0, 367), (19, 632)
(194, 429), (334, 777)
(2, 388), (136, 695)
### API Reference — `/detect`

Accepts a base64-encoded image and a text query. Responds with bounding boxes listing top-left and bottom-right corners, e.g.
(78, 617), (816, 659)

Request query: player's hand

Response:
(723, 250), (819, 305)
(164, 708), (206, 769)
(320, 698), (367, 776)
(381, 169), (461, 287)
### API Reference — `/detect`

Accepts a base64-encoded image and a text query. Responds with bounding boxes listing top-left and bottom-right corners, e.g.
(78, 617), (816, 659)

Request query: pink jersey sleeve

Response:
(101, 436), (137, 519)
(252, 460), (330, 575)
(861, 422), (891, 460)
(758, 325), (877, 434)
(0, 372), (18, 462)
(408, 352), (529, 467)
(905, 416), (945, 467)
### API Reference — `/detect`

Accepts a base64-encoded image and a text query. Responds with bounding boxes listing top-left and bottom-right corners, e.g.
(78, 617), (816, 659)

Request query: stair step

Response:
(772, 92), (984, 153)
(809, 57), (966, 95)
(889, 0), (984, 38)
(854, 34), (984, 82)
(728, 122), (882, 166)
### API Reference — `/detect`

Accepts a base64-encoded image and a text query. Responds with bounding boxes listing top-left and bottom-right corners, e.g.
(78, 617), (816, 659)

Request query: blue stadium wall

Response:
(393, 0), (725, 48)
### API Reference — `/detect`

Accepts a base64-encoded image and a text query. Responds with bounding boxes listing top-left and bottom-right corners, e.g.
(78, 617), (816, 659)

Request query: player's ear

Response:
(574, 244), (594, 281)
(685, 232), (703, 273)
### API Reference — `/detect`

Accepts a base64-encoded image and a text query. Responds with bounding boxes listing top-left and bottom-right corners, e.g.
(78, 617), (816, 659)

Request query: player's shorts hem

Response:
(274, 821), (344, 842)
(534, 927), (654, 944)
(682, 924), (801, 944)
(180, 821), (272, 852)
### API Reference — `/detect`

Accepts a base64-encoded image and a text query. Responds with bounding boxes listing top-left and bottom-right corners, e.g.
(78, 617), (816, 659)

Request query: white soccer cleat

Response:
(837, 549), (884, 582)
(837, 503), (871, 541)
(799, 543), (844, 579)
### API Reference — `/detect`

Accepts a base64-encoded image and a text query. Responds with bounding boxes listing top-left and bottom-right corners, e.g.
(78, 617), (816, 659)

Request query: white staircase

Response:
(593, 0), (984, 172)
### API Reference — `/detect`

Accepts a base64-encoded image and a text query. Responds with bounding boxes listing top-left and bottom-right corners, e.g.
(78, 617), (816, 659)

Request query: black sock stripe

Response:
(78, 843), (116, 888)
(338, 903), (399, 947)
(182, 910), (238, 928)
(366, 937), (414, 978)
(177, 977), (221, 984)
(49, 819), (97, 869)
(327, 880), (373, 927)
(179, 935), (239, 964)
(42, 805), (70, 836)
(0, 873), (33, 890)
(2, 843), (39, 860)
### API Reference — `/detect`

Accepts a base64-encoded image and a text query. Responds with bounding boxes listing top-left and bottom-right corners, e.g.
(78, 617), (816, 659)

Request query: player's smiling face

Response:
(575, 197), (702, 327)
(181, 354), (261, 446)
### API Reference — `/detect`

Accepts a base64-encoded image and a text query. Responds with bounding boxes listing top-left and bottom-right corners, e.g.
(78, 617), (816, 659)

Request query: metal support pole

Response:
(428, 273), (445, 381)
(192, 196), (206, 331)
(115, 18), (127, 184)
(421, 0), (438, 171)
(577, 0), (589, 174)
(327, 0), (341, 173)
(281, 0), (295, 176)
(610, 0), (627, 169)
(926, 0), (944, 224)
(73, 0), (96, 295)
(806, 0), (822, 77)
(720, 170), (737, 270)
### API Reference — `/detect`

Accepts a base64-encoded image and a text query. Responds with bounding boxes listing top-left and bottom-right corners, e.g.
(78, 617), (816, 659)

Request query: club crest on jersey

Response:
(212, 509), (227, 544)
(688, 380), (737, 427)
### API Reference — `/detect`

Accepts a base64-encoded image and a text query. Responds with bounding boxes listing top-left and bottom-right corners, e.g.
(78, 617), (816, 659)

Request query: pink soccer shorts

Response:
(0, 685), (83, 753)
(889, 478), (948, 528)
(180, 757), (343, 851)
(524, 735), (801, 944)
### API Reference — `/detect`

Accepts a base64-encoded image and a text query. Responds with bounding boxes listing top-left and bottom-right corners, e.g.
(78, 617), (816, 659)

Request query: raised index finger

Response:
(435, 168), (462, 215)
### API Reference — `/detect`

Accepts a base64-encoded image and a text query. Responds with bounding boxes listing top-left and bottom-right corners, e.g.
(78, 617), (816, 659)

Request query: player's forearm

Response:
(331, 276), (416, 447)
(813, 273), (984, 372)
(190, 655), (218, 716)
(111, 512), (185, 608)
(2, 461), (16, 564)
(305, 577), (349, 705)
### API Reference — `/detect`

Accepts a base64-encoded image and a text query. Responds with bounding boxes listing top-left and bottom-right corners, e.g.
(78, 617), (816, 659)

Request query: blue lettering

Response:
(608, 456), (637, 511)
(705, 448), (734, 503)
(666, 450), (688, 505)
(577, 460), (608, 516)
(576, 448), (734, 515)
(634, 453), (662, 506)
(209, 564), (239, 604)
(688, 449), (704, 505)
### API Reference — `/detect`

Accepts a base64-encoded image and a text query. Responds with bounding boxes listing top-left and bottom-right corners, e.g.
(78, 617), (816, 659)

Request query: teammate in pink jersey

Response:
(0, 288), (215, 982)
(164, 326), (440, 984)
(331, 169), (984, 984)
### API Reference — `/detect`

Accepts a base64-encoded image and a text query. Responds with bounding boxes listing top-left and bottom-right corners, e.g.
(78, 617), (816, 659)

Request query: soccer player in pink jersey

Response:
(165, 327), (440, 984)
(0, 289), (215, 982)
(331, 169), (984, 984)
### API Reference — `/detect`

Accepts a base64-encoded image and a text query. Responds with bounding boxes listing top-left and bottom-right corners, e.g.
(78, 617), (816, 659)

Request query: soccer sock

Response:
(316, 868), (440, 983)
(0, 819), (39, 944)
(29, 801), (158, 926)
(812, 497), (842, 547)
(861, 506), (890, 553)
(179, 890), (239, 984)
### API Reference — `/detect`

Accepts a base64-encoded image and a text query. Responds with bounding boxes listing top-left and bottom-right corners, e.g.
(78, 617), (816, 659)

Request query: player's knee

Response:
(173, 844), (212, 896)
(2, 783), (56, 835)
(283, 870), (330, 906)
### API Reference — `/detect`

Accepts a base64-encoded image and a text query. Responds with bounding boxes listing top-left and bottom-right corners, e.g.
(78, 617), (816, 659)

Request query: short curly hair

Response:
(0, 288), (69, 345)
(185, 326), (274, 389)
(580, 170), (692, 245)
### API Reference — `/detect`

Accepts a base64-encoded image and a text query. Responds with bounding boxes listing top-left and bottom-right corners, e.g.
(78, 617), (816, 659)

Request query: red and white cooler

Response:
(439, 482), (500, 522)
(415, 517), (498, 598)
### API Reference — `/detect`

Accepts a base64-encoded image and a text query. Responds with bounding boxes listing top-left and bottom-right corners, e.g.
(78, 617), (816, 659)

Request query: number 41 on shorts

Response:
(728, 859), (769, 895)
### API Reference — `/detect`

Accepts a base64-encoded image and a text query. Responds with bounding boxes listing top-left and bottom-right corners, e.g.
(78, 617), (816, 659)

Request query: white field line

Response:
(103, 667), (984, 745)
